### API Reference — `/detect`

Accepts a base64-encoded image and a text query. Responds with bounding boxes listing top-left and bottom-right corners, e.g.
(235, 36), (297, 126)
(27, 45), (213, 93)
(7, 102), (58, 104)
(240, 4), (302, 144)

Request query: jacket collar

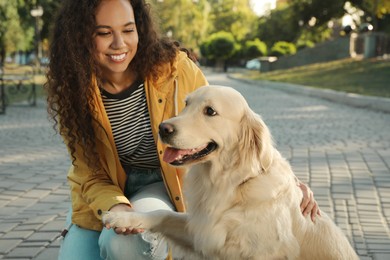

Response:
(147, 51), (187, 91)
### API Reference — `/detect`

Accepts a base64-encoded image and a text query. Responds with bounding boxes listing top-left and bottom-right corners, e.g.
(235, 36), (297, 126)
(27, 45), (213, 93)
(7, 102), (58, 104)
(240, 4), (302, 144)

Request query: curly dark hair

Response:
(45, 0), (179, 172)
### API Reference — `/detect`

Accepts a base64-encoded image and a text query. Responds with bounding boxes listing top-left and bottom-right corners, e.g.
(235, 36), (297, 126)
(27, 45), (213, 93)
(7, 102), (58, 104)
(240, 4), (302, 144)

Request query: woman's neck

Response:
(102, 70), (138, 94)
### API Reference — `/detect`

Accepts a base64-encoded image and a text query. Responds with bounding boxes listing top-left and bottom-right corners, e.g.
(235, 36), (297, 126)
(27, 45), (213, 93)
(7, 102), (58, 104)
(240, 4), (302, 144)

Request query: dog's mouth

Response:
(163, 142), (218, 166)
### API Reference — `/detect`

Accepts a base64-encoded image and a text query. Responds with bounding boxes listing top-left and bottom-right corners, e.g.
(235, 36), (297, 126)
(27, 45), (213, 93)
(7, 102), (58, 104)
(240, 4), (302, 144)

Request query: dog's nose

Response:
(159, 122), (175, 139)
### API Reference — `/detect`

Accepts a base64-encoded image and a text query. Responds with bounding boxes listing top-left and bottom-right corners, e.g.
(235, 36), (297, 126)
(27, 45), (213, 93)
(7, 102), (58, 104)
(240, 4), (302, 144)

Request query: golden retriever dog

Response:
(103, 85), (358, 259)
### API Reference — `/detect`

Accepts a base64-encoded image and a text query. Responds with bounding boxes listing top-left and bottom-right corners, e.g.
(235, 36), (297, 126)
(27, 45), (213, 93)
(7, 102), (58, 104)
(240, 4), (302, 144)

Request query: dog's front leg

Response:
(103, 210), (195, 253)
(103, 210), (186, 230)
(103, 210), (156, 230)
(144, 211), (200, 258)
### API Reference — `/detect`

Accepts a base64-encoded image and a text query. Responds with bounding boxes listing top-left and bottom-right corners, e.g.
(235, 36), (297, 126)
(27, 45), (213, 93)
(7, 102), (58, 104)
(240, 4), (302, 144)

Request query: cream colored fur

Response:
(103, 85), (358, 259)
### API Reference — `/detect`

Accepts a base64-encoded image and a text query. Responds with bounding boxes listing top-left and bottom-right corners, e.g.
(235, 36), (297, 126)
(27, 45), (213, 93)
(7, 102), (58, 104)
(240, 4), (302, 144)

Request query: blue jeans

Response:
(58, 168), (174, 260)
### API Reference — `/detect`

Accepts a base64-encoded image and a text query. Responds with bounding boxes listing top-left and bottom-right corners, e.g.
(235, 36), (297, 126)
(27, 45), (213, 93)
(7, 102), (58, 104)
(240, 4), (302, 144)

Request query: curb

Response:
(228, 75), (390, 114)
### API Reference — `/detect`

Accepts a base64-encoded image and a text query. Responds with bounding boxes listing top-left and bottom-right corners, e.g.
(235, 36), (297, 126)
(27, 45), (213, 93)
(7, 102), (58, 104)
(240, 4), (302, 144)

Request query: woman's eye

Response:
(123, 29), (135, 33)
(205, 106), (217, 116)
(96, 31), (111, 37)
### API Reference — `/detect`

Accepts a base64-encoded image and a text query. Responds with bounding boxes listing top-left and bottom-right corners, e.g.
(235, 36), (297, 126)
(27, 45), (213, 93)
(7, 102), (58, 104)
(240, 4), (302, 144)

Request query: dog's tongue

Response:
(163, 144), (209, 163)
(163, 147), (189, 163)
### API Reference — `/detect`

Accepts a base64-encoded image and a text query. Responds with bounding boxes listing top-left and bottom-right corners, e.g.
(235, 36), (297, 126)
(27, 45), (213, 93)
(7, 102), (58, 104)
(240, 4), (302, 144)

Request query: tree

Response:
(290, 0), (345, 28)
(37, 0), (62, 43)
(291, 0), (390, 32)
(0, 0), (62, 62)
(0, 4), (6, 64)
(207, 0), (258, 41)
(201, 31), (236, 59)
(0, 1), (33, 55)
(255, 6), (301, 47)
(200, 31), (237, 71)
(151, 0), (209, 50)
(349, 0), (390, 31)
(151, 0), (258, 50)
(254, 0), (390, 50)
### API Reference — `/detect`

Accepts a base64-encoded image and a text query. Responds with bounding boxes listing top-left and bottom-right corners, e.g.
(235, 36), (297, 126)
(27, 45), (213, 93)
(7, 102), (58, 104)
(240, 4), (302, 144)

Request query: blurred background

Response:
(0, 0), (389, 67)
(0, 0), (389, 110)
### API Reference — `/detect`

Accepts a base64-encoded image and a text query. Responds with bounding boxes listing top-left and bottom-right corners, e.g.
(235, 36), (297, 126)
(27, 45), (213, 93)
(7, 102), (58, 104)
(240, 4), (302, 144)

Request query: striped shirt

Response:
(101, 80), (160, 169)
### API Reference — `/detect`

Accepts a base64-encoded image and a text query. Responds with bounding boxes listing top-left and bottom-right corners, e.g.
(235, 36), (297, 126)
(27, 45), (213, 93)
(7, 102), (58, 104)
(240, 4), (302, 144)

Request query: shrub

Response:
(244, 39), (267, 59)
(270, 41), (297, 57)
(200, 31), (236, 60)
(296, 40), (315, 50)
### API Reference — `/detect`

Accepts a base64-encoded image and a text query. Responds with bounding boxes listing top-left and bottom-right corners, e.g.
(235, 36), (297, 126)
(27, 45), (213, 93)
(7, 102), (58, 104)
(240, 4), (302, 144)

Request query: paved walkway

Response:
(0, 71), (389, 259)
(0, 100), (70, 259)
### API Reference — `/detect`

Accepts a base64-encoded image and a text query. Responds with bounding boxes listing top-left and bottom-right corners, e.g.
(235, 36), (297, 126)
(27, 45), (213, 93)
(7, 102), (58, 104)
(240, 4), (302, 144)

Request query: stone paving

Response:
(0, 71), (389, 259)
(0, 100), (70, 259)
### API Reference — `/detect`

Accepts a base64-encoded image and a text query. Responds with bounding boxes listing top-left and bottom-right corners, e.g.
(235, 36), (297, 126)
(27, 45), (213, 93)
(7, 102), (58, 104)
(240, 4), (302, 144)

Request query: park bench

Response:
(0, 65), (37, 115)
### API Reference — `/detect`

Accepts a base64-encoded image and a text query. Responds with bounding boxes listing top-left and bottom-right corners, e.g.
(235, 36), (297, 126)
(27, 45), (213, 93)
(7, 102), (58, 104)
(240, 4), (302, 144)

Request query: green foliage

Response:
(0, 0), (63, 60)
(243, 38), (267, 58)
(2, 0), (389, 65)
(270, 41), (297, 57)
(350, 0), (390, 19)
(151, 0), (208, 50)
(255, 0), (390, 51)
(207, 0), (257, 41)
(255, 6), (301, 48)
(151, 0), (258, 50)
(290, 0), (345, 28)
(348, 0), (390, 31)
(0, 1), (34, 53)
(289, 0), (390, 33)
(200, 31), (237, 60)
(38, 0), (62, 41)
(296, 39), (315, 50)
(295, 23), (332, 50)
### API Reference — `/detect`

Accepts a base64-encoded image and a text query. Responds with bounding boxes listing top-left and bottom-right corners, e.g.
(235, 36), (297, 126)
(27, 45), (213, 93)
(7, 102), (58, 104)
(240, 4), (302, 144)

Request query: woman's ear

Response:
(239, 109), (274, 173)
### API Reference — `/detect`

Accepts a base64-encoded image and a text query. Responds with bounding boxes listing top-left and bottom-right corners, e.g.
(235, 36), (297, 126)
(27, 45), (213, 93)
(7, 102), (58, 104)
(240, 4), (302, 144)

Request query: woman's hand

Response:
(298, 182), (321, 222)
(104, 204), (144, 235)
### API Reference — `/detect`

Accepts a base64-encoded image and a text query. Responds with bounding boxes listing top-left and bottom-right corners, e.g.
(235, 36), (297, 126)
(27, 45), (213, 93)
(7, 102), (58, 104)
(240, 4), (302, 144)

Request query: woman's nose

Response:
(111, 32), (126, 49)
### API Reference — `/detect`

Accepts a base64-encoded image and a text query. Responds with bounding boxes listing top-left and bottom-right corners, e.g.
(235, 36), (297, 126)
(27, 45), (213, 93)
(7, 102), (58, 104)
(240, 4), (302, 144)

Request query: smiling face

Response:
(94, 0), (138, 77)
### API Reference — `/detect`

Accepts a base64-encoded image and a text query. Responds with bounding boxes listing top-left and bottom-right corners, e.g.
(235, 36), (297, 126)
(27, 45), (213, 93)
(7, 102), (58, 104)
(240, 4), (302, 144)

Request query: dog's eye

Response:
(205, 106), (217, 116)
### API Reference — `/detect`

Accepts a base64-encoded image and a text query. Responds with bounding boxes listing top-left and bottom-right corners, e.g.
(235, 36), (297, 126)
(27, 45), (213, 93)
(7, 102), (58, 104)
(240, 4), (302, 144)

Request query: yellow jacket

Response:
(67, 51), (208, 231)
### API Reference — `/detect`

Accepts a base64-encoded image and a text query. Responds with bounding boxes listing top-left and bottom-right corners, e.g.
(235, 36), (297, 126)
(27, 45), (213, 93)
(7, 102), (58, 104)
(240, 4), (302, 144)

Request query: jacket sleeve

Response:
(66, 133), (130, 220)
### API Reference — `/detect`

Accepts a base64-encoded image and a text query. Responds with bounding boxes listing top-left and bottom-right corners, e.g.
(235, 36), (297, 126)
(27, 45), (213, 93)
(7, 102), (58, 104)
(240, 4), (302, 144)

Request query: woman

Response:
(45, 0), (319, 259)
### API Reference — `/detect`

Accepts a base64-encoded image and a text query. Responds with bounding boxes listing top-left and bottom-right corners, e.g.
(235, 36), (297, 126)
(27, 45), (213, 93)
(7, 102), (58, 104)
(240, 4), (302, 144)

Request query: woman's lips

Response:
(108, 53), (127, 62)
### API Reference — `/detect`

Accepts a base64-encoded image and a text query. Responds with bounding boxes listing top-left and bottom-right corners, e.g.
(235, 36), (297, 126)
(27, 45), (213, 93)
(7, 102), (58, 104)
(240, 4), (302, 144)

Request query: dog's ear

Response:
(239, 109), (274, 173)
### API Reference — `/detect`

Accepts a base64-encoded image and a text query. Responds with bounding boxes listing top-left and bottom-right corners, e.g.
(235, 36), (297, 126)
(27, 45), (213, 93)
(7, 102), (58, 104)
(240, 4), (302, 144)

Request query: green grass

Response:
(235, 58), (390, 98)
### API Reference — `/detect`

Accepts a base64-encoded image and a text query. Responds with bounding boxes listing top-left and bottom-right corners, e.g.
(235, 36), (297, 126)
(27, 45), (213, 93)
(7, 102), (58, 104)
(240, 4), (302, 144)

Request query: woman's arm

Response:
(67, 139), (131, 220)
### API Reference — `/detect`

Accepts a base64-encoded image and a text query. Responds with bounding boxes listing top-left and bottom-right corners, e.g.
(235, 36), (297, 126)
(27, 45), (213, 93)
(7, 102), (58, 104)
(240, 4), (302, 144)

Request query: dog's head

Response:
(159, 85), (273, 172)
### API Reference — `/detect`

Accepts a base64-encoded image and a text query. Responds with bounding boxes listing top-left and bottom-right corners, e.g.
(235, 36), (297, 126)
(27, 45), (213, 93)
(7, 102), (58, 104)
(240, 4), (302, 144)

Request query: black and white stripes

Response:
(101, 81), (160, 169)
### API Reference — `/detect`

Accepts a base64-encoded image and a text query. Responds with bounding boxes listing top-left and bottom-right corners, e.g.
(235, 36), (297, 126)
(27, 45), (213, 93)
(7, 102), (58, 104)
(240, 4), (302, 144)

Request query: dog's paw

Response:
(102, 211), (144, 229)
(102, 211), (126, 228)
